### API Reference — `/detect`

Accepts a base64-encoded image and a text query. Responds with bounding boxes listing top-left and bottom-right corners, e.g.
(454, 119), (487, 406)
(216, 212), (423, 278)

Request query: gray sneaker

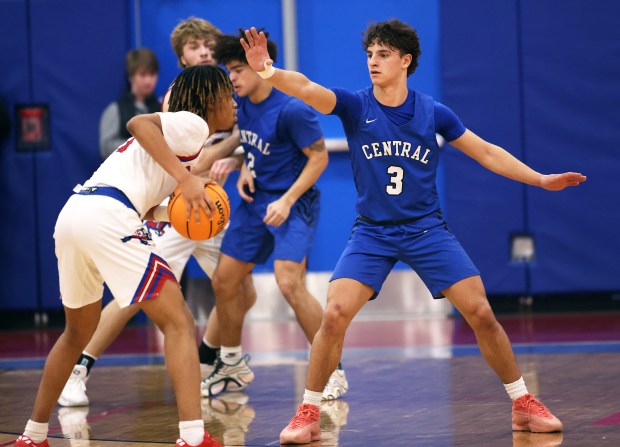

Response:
(322, 368), (349, 401)
(201, 355), (254, 397)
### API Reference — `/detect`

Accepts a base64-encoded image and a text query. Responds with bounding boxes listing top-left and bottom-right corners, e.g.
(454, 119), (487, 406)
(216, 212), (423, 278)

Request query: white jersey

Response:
(84, 111), (209, 218)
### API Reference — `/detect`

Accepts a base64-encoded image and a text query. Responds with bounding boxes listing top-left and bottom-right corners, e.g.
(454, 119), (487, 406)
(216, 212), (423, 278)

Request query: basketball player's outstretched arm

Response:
(127, 113), (215, 221)
(241, 27), (337, 115)
(449, 129), (587, 190)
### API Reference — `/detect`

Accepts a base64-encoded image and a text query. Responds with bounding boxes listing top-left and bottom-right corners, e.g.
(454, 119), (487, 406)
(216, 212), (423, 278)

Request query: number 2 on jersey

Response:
(386, 165), (403, 195)
(247, 152), (257, 178)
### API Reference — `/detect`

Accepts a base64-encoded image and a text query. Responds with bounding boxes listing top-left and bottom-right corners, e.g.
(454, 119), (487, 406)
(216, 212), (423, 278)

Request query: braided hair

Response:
(168, 65), (232, 122)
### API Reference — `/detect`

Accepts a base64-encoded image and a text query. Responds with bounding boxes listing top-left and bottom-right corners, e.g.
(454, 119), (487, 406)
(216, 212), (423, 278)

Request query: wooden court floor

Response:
(1, 312), (619, 446)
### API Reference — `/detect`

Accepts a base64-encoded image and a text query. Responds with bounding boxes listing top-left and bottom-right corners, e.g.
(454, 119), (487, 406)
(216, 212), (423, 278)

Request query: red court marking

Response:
(1, 441), (14, 446)
(593, 411), (620, 426)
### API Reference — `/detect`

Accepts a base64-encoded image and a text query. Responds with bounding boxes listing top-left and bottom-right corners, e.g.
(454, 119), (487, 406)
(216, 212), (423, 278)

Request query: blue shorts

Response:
(221, 187), (320, 265)
(330, 211), (480, 298)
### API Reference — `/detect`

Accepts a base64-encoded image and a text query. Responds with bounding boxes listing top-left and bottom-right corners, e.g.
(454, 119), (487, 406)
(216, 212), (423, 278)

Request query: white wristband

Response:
(257, 61), (276, 79)
(153, 205), (170, 222)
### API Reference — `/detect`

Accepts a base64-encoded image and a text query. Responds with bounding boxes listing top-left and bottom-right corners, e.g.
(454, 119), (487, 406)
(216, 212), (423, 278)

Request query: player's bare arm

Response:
(263, 137), (328, 227)
(241, 27), (337, 115)
(237, 162), (255, 203)
(450, 129), (587, 190)
(193, 132), (242, 176)
(126, 113), (215, 221)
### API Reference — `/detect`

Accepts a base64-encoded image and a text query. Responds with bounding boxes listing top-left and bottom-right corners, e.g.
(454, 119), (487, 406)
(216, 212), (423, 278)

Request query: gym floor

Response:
(1, 307), (619, 446)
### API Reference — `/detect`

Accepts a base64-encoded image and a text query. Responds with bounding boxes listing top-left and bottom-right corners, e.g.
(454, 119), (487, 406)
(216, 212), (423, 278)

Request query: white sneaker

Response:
(58, 365), (89, 407)
(200, 362), (216, 381)
(201, 355), (254, 397)
(322, 368), (348, 401)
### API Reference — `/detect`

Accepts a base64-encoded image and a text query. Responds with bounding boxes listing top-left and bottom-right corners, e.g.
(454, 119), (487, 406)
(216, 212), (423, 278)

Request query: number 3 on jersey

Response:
(386, 165), (403, 195)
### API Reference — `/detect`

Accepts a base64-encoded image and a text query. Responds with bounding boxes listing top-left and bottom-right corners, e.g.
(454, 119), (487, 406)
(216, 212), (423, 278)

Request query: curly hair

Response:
(214, 29), (278, 66)
(362, 19), (421, 77)
(168, 65), (232, 122)
(170, 17), (222, 67)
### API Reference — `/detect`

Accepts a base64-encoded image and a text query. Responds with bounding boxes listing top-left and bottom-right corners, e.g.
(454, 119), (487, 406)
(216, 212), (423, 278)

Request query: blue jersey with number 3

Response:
(331, 87), (447, 222)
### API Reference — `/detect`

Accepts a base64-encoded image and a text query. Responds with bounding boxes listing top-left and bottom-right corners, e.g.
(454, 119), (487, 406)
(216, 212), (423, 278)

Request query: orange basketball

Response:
(167, 183), (230, 240)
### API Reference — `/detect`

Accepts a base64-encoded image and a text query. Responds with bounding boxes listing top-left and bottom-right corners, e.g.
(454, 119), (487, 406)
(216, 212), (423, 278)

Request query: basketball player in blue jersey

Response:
(240, 21), (587, 444)
(200, 32), (348, 401)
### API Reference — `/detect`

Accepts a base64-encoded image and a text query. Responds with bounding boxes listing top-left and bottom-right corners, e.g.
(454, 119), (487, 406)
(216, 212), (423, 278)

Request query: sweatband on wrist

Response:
(153, 205), (170, 222)
(257, 61), (276, 79)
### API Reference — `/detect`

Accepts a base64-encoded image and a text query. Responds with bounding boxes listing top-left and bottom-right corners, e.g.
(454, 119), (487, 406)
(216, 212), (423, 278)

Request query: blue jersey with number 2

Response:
(330, 87), (463, 222)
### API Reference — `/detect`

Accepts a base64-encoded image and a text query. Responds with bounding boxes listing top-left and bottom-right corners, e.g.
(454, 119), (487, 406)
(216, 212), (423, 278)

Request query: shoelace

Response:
(521, 395), (552, 417)
(207, 354), (252, 380)
(289, 405), (319, 429)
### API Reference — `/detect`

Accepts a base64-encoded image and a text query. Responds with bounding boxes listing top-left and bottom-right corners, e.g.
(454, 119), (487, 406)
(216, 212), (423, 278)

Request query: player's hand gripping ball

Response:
(168, 183), (230, 240)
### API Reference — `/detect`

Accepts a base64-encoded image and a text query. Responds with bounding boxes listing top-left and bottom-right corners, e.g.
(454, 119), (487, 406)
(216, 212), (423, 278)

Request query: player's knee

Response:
(322, 304), (349, 336)
(63, 324), (96, 349)
(159, 310), (196, 337)
(212, 272), (234, 297)
(466, 302), (497, 332)
(276, 276), (303, 302)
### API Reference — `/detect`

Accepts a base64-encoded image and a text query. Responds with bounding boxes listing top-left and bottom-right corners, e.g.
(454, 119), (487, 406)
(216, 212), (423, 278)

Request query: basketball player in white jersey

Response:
(14, 65), (232, 447)
(58, 18), (256, 410)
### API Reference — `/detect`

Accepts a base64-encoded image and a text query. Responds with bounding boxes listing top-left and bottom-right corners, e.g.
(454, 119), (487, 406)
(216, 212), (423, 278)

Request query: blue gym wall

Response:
(441, 0), (620, 295)
(0, 0), (617, 311)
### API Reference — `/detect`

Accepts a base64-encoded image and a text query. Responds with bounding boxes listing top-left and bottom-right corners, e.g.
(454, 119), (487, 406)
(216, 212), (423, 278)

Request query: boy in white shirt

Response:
(14, 65), (232, 447)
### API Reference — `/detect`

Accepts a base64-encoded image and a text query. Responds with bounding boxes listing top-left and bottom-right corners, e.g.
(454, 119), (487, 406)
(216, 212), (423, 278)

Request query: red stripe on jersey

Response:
(177, 148), (202, 162)
(117, 137), (135, 153)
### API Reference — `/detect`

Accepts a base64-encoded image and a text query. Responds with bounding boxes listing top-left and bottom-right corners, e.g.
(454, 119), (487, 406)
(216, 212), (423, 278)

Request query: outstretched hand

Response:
(540, 172), (587, 191)
(240, 27), (273, 72)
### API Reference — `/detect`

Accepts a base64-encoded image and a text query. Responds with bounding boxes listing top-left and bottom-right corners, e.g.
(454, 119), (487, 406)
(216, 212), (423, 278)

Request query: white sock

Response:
(505, 376), (528, 400)
(179, 420), (204, 446)
(302, 389), (322, 407)
(82, 350), (98, 360)
(24, 419), (48, 443)
(220, 346), (242, 366)
(202, 336), (218, 349)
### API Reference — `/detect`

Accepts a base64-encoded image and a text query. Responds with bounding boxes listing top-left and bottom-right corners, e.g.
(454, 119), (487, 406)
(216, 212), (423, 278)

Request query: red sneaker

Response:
(14, 436), (50, 447)
(175, 431), (223, 447)
(512, 394), (563, 433)
(280, 403), (321, 444)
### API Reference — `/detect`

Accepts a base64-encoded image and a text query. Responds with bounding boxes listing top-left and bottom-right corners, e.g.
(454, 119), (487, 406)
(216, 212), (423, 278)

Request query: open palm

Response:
(240, 27), (273, 72)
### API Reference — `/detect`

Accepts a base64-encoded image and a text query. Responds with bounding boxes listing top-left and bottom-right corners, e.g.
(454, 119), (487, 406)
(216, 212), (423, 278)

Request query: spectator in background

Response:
(99, 48), (160, 159)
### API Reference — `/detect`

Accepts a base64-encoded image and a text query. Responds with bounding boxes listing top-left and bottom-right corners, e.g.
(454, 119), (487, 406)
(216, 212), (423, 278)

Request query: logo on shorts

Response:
(121, 228), (152, 246)
(145, 221), (170, 237)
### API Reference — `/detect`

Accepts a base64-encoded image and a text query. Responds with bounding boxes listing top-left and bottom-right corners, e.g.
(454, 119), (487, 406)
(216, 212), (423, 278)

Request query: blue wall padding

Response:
(441, 0), (620, 294)
(0, 0), (130, 309)
(441, 0), (527, 294)
(0, 1), (39, 309)
(519, 0), (620, 292)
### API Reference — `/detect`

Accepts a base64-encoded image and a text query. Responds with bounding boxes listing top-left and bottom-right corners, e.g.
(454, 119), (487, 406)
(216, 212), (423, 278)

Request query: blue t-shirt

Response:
(330, 87), (465, 222)
(236, 88), (324, 191)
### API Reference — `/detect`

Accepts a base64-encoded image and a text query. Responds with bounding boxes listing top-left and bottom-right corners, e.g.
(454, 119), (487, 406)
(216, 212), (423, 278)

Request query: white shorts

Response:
(55, 194), (177, 309)
(147, 223), (226, 279)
